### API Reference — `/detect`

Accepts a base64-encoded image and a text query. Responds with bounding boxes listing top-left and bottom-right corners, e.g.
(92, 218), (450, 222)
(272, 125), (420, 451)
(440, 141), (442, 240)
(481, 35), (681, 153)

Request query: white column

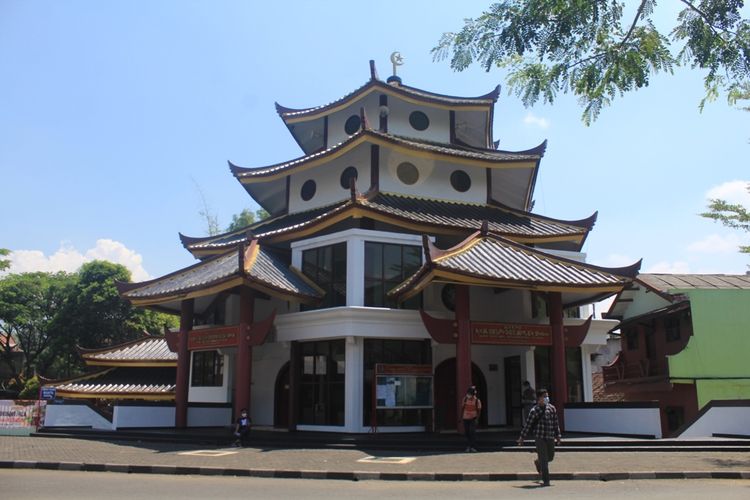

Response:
(523, 347), (536, 388)
(581, 345), (594, 402)
(347, 238), (364, 306)
(344, 336), (363, 432)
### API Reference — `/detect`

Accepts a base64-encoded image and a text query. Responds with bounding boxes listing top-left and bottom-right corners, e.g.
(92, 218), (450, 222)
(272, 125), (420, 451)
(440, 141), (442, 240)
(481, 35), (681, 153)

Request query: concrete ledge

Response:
(2, 460), (749, 482)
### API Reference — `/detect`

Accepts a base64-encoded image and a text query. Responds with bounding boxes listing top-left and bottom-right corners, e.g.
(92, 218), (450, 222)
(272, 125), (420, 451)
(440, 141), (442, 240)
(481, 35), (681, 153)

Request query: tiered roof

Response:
(46, 336), (177, 400)
(389, 229), (640, 307)
(179, 190), (596, 258)
(118, 241), (322, 308)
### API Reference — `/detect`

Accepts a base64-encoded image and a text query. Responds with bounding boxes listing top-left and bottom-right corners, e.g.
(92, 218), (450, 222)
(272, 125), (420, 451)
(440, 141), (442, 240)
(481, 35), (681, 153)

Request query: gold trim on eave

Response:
(283, 86), (492, 124)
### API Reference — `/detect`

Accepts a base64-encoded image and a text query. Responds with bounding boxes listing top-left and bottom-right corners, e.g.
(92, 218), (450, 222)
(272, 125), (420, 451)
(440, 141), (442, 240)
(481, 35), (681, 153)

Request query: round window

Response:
(450, 170), (471, 192)
(340, 166), (358, 189)
(441, 284), (456, 311)
(409, 111), (430, 131)
(396, 162), (419, 185)
(300, 179), (316, 201)
(344, 115), (361, 135)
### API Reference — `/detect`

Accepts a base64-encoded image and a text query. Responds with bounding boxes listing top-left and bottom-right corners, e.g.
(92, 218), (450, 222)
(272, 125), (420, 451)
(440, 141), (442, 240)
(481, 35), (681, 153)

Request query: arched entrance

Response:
(434, 358), (488, 430)
(274, 362), (290, 428)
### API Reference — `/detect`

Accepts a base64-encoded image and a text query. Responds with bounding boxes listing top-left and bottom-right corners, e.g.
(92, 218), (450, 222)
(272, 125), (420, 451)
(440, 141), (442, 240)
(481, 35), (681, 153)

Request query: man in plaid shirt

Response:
(516, 388), (561, 486)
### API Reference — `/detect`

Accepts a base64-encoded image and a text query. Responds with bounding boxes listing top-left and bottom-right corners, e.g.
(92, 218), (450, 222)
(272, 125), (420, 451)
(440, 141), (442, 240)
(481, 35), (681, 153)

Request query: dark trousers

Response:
(235, 427), (249, 445)
(463, 419), (477, 448)
(535, 438), (556, 484)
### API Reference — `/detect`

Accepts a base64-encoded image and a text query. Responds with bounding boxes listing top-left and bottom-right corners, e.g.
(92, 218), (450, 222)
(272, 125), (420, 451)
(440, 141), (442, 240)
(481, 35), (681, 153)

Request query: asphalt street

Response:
(2, 470), (750, 500)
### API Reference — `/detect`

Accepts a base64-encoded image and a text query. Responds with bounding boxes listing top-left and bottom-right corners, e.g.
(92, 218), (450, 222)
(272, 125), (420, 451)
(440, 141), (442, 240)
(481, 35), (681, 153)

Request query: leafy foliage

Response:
(433, 1), (750, 124)
(226, 208), (270, 233)
(0, 248), (9, 271)
(0, 261), (177, 381)
(0, 271), (75, 381)
(701, 182), (750, 254)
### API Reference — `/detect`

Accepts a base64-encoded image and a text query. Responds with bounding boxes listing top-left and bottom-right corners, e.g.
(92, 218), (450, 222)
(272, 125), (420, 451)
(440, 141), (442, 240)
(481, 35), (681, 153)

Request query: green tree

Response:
(701, 182), (750, 254)
(0, 271), (75, 380)
(0, 248), (10, 271)
(50, 261), (177, 377)
(226, 208), (270, 233)
(433, 0), (750, 124)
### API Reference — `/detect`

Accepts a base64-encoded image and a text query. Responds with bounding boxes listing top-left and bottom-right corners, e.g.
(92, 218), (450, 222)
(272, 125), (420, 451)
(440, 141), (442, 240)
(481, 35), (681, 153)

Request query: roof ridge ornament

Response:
(387, 51), (404, 85)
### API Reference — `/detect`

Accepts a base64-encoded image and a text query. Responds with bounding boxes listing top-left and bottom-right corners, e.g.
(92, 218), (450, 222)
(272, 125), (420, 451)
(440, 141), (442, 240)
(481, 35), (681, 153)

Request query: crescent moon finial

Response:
(390, 51), (404, 76)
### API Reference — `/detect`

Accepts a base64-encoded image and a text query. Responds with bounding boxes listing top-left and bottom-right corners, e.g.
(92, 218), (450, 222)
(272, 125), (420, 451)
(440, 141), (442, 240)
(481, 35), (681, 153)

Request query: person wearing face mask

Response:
(233, 408), (251, 447)
(516, 389), (561, 487)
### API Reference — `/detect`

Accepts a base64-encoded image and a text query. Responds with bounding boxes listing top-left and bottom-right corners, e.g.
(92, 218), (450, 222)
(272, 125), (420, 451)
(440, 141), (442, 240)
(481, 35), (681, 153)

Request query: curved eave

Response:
(392, 266), (630, 303)
(77, 335), (156, 356)
(276, 80), (499, 124)
(53, 390), (175, 401)
(231, 130), (540, 184)
(83, 360), (177, 368)
(389, 233), (641, 302)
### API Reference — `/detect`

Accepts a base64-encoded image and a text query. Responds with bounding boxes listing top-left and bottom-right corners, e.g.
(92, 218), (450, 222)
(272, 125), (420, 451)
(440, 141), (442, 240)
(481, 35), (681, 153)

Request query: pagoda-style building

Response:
(119, 60), (640, 433)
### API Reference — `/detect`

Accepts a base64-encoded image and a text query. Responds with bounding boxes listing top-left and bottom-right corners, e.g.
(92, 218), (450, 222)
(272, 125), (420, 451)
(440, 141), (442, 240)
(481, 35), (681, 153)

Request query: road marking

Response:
(357, 456), (416, 464)
(177, 450), (238, 457)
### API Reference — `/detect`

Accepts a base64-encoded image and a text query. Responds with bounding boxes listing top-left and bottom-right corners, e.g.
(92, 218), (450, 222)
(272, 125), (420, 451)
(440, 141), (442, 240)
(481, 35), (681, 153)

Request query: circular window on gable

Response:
(450, 170), (472, 192)
(409, 111), (430, 131)
(396, 162), (419, 185)
(344, 115), (361, 135)
(441, 284), (456, 311)
(300, 179), (316, 201)
(340, 166), (358, 189)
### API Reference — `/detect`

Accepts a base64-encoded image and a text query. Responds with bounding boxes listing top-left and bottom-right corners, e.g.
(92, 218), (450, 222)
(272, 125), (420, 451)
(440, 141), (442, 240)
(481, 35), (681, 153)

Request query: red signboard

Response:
(471, 322), (552, 346)
(188, 326), (239, 350)
(375, 364), (433, 375)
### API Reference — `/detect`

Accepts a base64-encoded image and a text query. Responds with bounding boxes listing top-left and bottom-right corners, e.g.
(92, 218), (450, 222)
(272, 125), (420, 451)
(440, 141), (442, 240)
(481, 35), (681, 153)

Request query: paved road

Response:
(2, 470), (749, 499)
(2, 436), (749, 475)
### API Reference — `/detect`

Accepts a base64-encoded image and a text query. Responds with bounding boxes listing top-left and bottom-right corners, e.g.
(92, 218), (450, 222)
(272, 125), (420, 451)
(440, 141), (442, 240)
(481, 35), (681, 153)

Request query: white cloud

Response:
(705, 180), (750, 205)
(5, 239), (150, 281)
(645, 260), (691, 273)
(523, 112), (550, 129)
(687, 233), (745, 254)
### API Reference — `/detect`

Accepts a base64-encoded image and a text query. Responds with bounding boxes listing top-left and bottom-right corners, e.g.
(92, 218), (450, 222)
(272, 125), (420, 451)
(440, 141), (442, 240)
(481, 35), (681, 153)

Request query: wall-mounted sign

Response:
(188, 326), (239, 350)
(471, 322), (551, 346)
(40, 387), (57, 400)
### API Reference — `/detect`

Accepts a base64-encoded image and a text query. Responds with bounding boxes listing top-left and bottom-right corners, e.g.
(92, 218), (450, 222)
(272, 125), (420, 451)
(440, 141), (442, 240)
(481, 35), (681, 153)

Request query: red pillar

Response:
(175, 298), (194, 428)
(548, 292), (566, 430)
(234, 287), (254, 419)
(455, 284), (472, 432)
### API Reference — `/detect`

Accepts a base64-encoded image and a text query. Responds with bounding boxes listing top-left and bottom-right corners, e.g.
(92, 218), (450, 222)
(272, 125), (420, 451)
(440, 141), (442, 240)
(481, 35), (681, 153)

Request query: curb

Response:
(2, 461), (749, 481)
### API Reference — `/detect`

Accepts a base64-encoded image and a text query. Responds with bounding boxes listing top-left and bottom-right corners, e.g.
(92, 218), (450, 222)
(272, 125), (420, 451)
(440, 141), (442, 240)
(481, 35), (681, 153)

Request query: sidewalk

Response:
(2, 435), (749, 481)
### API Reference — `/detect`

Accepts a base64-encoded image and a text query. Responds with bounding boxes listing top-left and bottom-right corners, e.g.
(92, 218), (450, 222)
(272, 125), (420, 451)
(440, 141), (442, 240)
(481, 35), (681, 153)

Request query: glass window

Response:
(302, 243), (347, 310)
(297, 340), (345, 426)
(409, 111), (430, 131)
(191, 351), (223, 387)
(450, 170), (471, 192)
(344, 115), (361, 135)
(665, 316), (681, 342)
(362, 339), (432, 426)
(625, 328), (639, 350)
(396, 162), (419, 185)
(340, 166), (358, 189)
(364, 242), (422, 309)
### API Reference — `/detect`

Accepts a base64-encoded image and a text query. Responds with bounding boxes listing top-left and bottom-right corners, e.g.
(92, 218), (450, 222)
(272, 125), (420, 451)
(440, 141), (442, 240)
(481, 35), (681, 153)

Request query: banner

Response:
(0, 400), (46, 430)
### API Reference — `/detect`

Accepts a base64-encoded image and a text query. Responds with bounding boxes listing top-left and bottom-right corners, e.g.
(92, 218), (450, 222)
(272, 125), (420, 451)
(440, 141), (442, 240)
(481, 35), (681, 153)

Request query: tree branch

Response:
(679, 0), (737, 36)
(620, 0), (649, 50)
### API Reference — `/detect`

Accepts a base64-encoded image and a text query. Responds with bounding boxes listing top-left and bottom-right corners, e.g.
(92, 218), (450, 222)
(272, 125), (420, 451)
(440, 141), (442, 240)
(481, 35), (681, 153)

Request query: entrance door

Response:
(504, 356), (522, 427)
(433, 358), (487, 430)
(297, 340), (345, 426)
(274, 362), (289, 428)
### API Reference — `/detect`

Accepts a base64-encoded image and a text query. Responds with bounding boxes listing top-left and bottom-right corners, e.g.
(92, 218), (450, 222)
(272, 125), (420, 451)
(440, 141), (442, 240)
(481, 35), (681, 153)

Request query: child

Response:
(233, 408), (251, 447)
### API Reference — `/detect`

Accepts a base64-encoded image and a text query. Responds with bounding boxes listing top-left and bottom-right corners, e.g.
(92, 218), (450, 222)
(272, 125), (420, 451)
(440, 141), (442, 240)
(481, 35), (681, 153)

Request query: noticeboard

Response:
(374, 364), (433, 409)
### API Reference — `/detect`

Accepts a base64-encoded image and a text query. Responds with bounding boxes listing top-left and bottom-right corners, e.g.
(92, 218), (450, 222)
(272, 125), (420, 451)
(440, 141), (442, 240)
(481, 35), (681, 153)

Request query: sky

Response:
(2, 1), (749, 299)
